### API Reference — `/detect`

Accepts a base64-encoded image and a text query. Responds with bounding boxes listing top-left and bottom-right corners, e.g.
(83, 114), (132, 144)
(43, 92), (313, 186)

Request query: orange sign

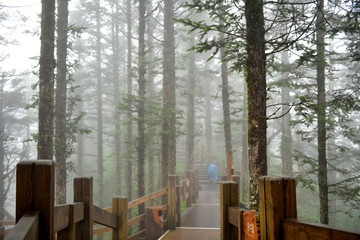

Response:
(243, 210), (260, 240)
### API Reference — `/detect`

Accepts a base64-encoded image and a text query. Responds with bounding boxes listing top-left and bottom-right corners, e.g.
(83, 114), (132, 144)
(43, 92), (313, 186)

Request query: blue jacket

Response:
(208, 163), (218, 181)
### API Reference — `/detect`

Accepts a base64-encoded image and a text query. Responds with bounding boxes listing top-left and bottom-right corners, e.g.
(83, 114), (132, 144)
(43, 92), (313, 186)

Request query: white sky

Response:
(1, 1), (41, 73)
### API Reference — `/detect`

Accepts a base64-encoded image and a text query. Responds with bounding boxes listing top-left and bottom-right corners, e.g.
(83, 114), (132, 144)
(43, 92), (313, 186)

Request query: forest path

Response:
(160, 182), (220, 240)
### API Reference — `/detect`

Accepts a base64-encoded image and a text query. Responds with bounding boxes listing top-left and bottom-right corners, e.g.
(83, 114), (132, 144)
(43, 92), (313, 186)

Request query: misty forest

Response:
(0, 0), (359, 237)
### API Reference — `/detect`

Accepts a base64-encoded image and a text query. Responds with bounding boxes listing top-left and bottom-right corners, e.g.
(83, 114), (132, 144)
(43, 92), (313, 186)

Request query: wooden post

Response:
(74, 177), (93, 240)
(16, 160), (55, 240)
(175, 176), (181, 227)
(57, 204), (75, 240)
(228, 150), (232, 181)
(194, 170), (199, 199)
(191, 171), (196, 203)
(259, 176), (297, 240)
(185, 171), (192, 207)
(0, 223), (4, 239)
(167, 175), (177, 230)
(220, 181), (238, 240)
(112, 197), (128, 240)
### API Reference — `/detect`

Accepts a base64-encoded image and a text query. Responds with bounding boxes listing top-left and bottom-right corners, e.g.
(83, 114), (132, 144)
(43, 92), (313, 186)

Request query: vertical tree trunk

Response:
(280, 50), (293, 176)
(77, 86), (84, 176)
(137, 0), (146, 227)
(126, 0), (133, 201)
(55, 0), (69, 205)
(112, 1), (122, 196)
(162, 0), (176, 189)
(316, 0), (328, 225)
(245, 0), (267, 211)
(146, 0), (155, 195)
(219, 3), (232, 173)
(204, 62), (213, 165)
(38, 0), (55, 160)
(95, 0), (104, 207)
(241, 81), (249, 201)
(0, 83), (4, 219)
(186, 31), (195, 171)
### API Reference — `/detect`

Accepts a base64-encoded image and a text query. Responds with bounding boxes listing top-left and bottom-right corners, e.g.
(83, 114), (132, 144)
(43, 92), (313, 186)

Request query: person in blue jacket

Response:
(208, 163), (218, 188)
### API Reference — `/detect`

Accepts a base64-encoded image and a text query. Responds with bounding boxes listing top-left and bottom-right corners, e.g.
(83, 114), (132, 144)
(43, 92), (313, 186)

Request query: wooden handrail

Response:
(92, 205), (117, 229)
(54, 202), (84, 232)
(127, 213), (146, 227)
(5, 212), (39, 240)
(128, 187), (168, 209)
(0, 221), (15, 226)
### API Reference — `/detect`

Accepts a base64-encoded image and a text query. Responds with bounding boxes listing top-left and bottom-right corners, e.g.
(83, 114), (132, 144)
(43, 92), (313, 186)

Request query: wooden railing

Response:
(1, 160), (198, 240)
(220, 176), (360, 240)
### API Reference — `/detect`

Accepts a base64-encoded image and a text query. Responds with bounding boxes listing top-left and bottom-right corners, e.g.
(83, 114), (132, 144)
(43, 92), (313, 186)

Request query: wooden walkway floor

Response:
(160, 183), (220, 240)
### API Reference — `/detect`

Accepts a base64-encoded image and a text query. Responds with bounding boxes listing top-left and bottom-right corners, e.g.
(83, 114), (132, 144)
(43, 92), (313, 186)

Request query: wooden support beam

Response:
(220, 181), (238, 240)
(112, 197), (128, 240)
(5, 212), (39, 240)
(16, 160), (54, 240)
(74, 177), (93, 240)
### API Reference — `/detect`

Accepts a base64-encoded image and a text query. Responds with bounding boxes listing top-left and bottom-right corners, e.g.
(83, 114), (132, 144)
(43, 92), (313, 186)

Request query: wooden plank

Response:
(168, 175), (177, 230)
(258, 176), (267, 240)
(283, 177), (297, 219)
(73, 202), (84, 223)
(74, 177), (93, 240)
(93, 226), (112, 235)
(5, 212), (39, 240)
(112, 197), (128, 240)
(282, 218), (360, 240)
(54, 205), (70, 232)
(128, 229), (145, 240)
(128, 187), (167, 209)
(0, 221), (15, 225)
(228, 207), (240, 227)
(16, 160), (54, 240)
(221, 181), (238, 240)
(127, 213), (146, 227)
(230, 182), (239, 240)
(57, 204), (76, 240)
(93, 205), (117, 229)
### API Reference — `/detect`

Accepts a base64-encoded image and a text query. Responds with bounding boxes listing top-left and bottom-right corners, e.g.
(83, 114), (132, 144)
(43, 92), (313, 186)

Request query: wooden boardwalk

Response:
(160, 183), (220, 240)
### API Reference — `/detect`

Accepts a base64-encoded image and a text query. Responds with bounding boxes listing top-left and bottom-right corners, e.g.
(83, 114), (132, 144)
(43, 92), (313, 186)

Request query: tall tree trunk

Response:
(95, 0), (104, 207)
(0, 83), (4, 219)
(241, 81), (249, 201)
(162, 0), (176, 190)
(316, 0), (328, 225)
(280, 50), (293, 176)
(186, 31), (195, 171)
(38, 0), (55, 160)
(126, 0), (133, 201)
(219, 5), (232, 171)
(112, 1), (122, 196)
(146, 0), (155, 195)
(204, 62), (213, 165)
(245, 0), (267, 211)
(77, 86), (84, 176)
(55, 0), (69, 205)
(137, 0), (146, 227)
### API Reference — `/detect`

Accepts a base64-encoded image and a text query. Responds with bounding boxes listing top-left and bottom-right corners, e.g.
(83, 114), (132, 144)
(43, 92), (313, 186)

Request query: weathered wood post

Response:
(259, 176), (297, 240)
(112, 197), (128, 240)
(57, 204), (76, 240)
(74, 177), (93, 240)
(220, 181), (238, 240)
(168, 175), (177, 230)
(175, 176), (181, 227)
(185, 171), (192, 207)
(16, 160), (55, 240)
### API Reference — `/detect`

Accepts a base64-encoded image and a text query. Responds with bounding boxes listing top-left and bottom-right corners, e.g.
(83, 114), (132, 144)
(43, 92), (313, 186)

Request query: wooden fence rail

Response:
(2, 160), (198, 240)
(220, 176), (360, 240)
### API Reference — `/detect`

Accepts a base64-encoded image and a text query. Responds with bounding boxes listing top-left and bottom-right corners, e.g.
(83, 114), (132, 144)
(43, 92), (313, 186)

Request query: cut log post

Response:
(167, 175), (177, 230)
(74, 177), (93, 240)
(259, 176), (297, 240)
(220, 181), (238, 240)
(112, 197), (128, 240)
(16, 160), (55, 240)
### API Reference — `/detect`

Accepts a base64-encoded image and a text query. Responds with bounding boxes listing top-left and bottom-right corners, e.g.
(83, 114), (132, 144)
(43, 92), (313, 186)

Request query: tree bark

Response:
(204, 62), (213, 165)
(162, 0), (176, 190)
(245, 0), (267, 211)
(126, 0), (133, 201)
(280, 50), (293, 176)
(316, 0), (328, 225)
(137, 0), (146, 227)
(186, 31), (195, 171)
(241, 81), (249, 201)
(95, 0), (104, 207)
(55, 0), (69, 204)
(38, 0), (56, 160)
